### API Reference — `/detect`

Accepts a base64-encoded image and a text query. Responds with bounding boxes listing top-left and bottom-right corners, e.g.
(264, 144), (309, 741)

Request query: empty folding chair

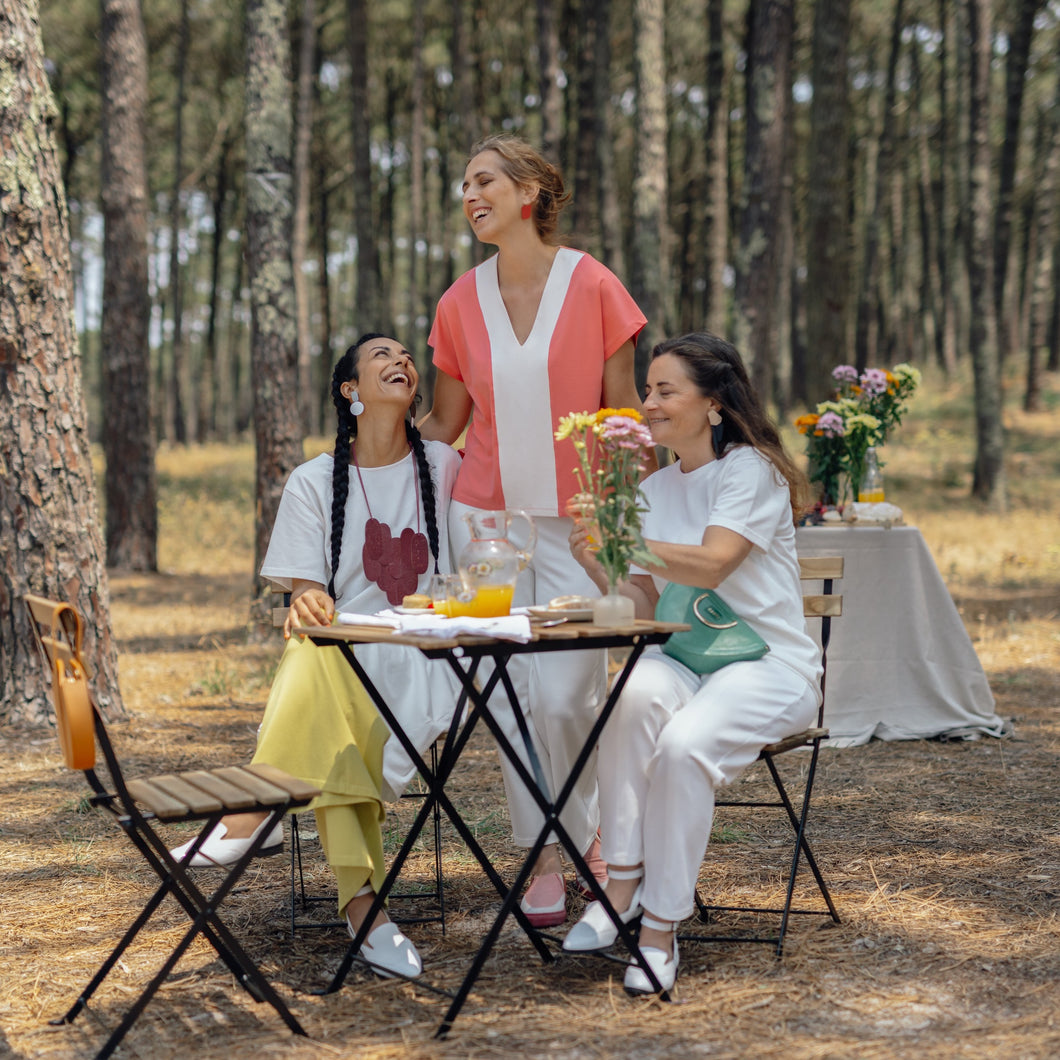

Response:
(25, 594), (319, 1060)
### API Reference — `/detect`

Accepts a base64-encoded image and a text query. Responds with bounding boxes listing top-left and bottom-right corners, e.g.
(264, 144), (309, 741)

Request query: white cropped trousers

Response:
(598, 651), (819, 922)
(449, 500), (605, 856)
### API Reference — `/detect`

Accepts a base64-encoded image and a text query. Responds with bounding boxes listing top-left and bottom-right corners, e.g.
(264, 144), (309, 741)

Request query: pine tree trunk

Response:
(168, 0), (191, 443)
(804, 0), (851, 403)
(99, 0), (157, 571)
(964, 0), (1006, 509)
(733, 0), (792, 400)
(346, 0), (381, 328)
(293, 0), (317, 436)
(703, 0), (729, 337)
(1025, 77), (1060, 412)
(992, 0), (1043, 326)
(855, 0), (904, 372)
(245, 0), (305, 608)
(630, 0), (670, 381)
(1, 0), (123, 724)
(537, 0), (561, 162)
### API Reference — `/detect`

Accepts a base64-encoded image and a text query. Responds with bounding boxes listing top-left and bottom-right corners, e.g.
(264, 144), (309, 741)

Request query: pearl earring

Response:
(349, 390), (365, 416)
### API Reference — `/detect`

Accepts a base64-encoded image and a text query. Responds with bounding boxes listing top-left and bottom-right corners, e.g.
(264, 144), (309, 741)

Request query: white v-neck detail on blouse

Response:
(476, 248), (583, 511)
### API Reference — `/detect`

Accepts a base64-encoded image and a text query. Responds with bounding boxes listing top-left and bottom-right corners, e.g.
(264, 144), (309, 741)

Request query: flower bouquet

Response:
(795, 363), (921, 507)
(555, 408), (657, 623)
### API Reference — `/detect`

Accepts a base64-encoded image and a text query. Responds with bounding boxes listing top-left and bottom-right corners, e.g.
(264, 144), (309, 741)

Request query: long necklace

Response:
(352, 446), (430, 606)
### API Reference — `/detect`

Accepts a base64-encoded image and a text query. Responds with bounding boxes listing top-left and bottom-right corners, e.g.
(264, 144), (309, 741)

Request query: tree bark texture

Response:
(244, 0), (304, 594)
(292, 0), (318, 436)
(536, 0), (561, 162)
(167, 0), (190, 443)
(804, 0), (851, 403)
(630, 0), (670, 382)
(733, 0), (792, 401)
(703, 0), (729, 337)
(1, 0), (122, 725)
(99, 0), (157, 571)
(855, 0), (904, 372)
(963, 0), (1006, 509)
(992, 0), (1043, 323)
(346, 0), (382, 330)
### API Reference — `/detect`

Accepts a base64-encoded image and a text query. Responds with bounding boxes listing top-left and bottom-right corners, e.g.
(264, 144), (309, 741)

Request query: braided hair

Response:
(651, 332), (811, 524)
(327, 333), (441, 601)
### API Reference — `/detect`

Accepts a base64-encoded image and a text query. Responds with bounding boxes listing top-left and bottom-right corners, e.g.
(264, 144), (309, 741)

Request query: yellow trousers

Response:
(252, 636), (390, 913)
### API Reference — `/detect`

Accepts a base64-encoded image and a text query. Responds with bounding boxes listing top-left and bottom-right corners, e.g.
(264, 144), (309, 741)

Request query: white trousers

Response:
(449, 501), (605, 855)
(598, 651), (819, 922)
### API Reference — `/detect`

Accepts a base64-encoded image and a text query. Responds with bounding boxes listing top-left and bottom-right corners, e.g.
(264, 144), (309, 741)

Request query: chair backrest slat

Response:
(798, 556), (844, 580)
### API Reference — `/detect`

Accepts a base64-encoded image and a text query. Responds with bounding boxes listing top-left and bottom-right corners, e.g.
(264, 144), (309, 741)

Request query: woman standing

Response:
(563, 333), (823, 994)
(419, 135), (648, 926)
(173, 333), (461, 979)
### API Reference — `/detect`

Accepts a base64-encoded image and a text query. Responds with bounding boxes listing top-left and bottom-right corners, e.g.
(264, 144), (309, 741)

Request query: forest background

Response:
(2, 0), (1059, 724)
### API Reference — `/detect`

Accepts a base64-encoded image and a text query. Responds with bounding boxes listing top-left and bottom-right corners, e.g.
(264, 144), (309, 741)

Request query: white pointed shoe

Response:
(624, 915), (679, 995)
(169, 817), (284, 867)
(352, 919), (424, 979)
(562, 880), (644, 952)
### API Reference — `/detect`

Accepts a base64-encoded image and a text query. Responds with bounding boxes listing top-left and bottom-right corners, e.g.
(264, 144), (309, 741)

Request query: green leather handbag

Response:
(655, 582), (770, 673)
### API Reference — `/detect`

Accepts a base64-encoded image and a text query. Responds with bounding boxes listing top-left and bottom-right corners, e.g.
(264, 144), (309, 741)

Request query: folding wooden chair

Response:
(682, 556), (844, 957)
(25, 594), (320, 1060)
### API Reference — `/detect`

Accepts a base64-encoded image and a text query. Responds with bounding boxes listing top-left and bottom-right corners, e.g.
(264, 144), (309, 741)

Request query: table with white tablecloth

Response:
(795, 524), (1009, 747)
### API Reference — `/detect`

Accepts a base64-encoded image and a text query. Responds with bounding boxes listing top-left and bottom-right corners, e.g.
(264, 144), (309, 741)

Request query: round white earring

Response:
(349, 390), (365, 416)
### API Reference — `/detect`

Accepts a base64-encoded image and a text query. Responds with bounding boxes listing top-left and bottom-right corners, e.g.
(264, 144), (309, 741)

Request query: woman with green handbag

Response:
(563, 332), (823, 995)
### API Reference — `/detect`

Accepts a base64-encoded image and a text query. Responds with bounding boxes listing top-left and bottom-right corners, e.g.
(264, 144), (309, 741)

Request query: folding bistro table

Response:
(296, 616), (687, 1036)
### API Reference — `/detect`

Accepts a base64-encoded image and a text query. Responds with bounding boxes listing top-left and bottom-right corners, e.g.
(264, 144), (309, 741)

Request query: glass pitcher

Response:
(458, 510), (537, 617)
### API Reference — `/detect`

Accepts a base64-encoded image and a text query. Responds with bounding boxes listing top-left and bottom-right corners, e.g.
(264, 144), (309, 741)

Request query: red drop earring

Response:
(521, 202), (533, 221)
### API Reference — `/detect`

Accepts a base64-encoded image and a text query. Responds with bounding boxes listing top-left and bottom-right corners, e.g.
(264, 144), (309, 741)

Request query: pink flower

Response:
(816, 411), (846, 438)
(859, 368), (888, 396)
(832, 365), (858, 384)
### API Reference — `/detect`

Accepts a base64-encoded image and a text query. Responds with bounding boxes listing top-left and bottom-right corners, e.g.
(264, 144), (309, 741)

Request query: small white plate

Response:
(393, 605), (436, 615)
(528, 605), (593, 622)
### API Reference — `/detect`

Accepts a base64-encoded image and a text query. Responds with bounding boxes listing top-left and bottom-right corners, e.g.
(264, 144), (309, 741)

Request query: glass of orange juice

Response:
(430, 574), (455, 617)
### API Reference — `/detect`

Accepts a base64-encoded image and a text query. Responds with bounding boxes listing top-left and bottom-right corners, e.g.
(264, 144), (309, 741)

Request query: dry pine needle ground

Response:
(3, 368), (1059, 1059)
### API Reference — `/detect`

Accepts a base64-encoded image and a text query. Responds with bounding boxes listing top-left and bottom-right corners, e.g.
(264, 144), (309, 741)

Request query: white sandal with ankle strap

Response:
(624, 913), (679, 994)
(562, 866), (643, 952)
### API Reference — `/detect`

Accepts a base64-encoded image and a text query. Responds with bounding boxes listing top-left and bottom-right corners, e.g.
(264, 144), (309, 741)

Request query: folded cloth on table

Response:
(336, 612), (401, 628)
(338, 611), (533, 643)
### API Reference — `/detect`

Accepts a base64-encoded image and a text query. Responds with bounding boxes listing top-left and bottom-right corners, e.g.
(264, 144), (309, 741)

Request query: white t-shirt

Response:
(261, 443), (461, 609)
(260, 441), (463, 797)
(634, 445), (822, 695)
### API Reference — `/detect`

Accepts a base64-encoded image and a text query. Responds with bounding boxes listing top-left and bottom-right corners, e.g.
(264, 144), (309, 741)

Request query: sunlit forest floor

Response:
(2, 362), (1059, 1059)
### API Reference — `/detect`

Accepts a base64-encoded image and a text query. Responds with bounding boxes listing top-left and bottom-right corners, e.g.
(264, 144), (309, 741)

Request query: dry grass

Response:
(4, 364), (1059, 1059)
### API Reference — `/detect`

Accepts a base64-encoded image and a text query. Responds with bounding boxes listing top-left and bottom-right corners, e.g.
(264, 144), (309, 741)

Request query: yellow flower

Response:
(794, 413), (820, 435)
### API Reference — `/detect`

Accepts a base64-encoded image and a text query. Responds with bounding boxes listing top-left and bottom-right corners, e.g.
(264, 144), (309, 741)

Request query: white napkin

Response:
(336, 612), (401, 628)
(338, 610), (532, 643)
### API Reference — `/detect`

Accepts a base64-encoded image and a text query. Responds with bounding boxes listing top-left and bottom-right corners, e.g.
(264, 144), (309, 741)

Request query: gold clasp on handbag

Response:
(693, 593), (739, 629)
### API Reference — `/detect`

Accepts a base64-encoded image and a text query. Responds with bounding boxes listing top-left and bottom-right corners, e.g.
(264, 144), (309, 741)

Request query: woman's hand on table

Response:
(285, 584), (335, 639)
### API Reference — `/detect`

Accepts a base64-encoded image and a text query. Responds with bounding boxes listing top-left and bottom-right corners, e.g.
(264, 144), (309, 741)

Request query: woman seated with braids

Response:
(171, 333), (461, 979)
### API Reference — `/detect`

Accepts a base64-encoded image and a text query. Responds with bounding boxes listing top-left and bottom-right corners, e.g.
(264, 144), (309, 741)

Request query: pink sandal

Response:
(520, 871), (566, 927)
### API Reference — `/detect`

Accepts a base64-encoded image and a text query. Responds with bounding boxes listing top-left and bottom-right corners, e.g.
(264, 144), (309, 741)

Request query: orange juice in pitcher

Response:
(457, 510), (536, 619)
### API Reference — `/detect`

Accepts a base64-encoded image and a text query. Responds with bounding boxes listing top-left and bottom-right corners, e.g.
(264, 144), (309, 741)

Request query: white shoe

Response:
(169, 817), (284, 867)
(562, 881), (644, 952)
(624, 916), (679, 994)
(351, 918), (424, 979)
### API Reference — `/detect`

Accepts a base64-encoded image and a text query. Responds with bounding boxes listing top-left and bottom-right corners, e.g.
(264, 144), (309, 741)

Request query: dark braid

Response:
(406, 419), (441, 574)
(326, 333), (385, 599)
